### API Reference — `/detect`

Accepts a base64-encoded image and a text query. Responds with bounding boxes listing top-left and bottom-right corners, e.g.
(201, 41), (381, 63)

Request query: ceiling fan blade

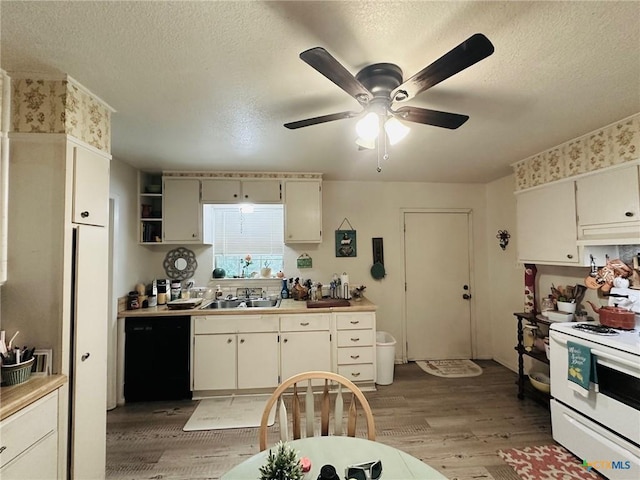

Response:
(391, 33), (494, 102)
(284, 111), (360, 129)
(392, 106), (469, 129)
(300, 47), (373, 106)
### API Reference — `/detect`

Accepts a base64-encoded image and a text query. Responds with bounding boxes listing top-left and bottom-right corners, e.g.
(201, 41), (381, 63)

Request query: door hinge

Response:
(277, 334), (280, 343)
(404, 282), (407, 291)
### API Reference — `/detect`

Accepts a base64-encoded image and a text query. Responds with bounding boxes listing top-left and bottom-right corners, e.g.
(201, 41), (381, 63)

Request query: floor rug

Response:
(498, 445), (605, 479)
(183, 394), (275, 432)
(416, 359), (483, 378)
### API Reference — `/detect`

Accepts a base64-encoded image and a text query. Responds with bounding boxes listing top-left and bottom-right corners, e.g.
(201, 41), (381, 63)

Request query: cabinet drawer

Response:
(0, 391), (57, 469)
(280, 314), (330, 331)
(337, 347), (374, 365)
(338, 363), (374, 382)
(336, 313), (374, 330)
(193, 315), (278, 334)
(337, 329), (374, 347)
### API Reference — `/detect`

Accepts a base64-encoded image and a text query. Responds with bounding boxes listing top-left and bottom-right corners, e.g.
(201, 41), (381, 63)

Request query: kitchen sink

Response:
(201, 298), (281, 309)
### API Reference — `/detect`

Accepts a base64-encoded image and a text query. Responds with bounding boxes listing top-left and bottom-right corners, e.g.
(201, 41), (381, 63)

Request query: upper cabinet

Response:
(576, 164), (640, 243)
(201, 179), (281, 204)
(72, 145), (110, 227)
(516, 181), (580, 265)
(163, 178), (204, 244)
(284, 179), (322, 243)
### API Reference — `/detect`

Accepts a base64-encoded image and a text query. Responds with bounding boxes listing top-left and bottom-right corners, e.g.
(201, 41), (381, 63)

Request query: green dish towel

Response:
(567, 341), (599, 395)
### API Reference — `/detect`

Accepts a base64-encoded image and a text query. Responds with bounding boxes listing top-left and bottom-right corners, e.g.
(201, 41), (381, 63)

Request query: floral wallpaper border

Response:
(512, 112), (640, 191)
(10, 75), (113, 153)
(163, 171), (323, 180)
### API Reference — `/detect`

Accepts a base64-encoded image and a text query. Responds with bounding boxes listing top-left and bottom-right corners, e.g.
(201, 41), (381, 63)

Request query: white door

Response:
(72, 225), (108, 479)
(404, 212), (472, 360)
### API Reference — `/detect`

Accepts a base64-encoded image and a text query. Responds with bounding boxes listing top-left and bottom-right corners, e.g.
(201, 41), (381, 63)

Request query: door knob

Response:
(462, 293), (472, 300)
(81, 352), (90, 361)
(80, 211), (90, 218)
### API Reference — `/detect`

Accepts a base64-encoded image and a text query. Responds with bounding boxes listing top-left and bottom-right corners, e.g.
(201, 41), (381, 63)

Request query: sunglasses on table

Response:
(345, 459), (383, 480)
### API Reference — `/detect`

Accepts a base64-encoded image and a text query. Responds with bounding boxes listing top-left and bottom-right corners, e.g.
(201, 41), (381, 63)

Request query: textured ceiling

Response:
(2, 1), (639, 183)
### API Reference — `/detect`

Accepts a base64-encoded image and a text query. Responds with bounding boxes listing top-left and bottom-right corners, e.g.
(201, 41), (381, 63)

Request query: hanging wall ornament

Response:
(335, 218), (357, 257)
(524, 263), (537, 314)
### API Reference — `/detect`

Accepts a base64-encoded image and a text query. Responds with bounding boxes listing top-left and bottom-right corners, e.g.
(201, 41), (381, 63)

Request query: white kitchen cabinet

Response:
(237, 332), (279, 389)
(163, 177), (204, 243)
(0, 390), (59, 479)
(280, 313), (331, 380)
(516, 181), (580, 265)
(283, 179), (322, 243)
(192, 315), (279, 392)
(576, 164), (640, 243)
(201, 179), (281, 203)
(72, 145), (110, 226)
(335, 312), (376, 384)
(3, 134), (110, 479)
(193, 334), (237, 390)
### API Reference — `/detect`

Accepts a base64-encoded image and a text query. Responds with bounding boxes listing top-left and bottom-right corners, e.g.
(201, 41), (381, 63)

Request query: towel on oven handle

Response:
(567, 341), (599, 396)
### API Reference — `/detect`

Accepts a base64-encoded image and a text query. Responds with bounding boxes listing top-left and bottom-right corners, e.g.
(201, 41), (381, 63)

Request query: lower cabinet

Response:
(280, 314), (332, 381)
(192, 315), (279, 392)
(191, 310), (376, 394)
(335, 312), (376, 383)
(0, 390), (59, 480)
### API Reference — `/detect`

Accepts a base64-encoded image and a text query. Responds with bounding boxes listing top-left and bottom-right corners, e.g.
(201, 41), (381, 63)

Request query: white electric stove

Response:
(549, 287), (640, 479)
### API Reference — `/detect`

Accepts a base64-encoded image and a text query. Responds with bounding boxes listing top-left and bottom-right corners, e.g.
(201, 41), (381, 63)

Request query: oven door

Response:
(549, 330), (640, 445)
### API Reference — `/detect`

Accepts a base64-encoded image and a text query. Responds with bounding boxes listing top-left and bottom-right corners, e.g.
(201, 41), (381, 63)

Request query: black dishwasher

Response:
(124, 316), (192, 402)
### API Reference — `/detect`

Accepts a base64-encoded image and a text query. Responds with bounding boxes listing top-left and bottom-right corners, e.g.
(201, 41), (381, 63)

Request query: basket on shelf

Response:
(1, 357), (35, 386)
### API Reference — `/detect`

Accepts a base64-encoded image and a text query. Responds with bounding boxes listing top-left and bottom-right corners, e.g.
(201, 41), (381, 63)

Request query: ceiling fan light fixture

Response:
(384, 117), (410, 145)
(355, 111), (380, 140)
(355, 136), (376, 149)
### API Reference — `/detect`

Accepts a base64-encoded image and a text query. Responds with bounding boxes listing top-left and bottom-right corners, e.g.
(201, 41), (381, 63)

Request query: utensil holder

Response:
(1, 357), (35, 386)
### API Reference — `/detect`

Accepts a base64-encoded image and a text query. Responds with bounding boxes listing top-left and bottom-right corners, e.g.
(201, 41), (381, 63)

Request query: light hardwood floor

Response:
(106, 360), (553, 480)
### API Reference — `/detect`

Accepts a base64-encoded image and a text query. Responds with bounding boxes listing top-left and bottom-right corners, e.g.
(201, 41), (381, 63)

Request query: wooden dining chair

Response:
(259, 371), (376, 451)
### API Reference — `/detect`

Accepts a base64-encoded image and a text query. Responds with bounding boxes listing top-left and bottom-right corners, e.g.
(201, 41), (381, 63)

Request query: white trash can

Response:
(376, 331), (397, 385)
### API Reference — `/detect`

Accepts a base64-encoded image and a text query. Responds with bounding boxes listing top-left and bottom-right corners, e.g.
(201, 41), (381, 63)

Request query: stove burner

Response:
(572, 323), (619, 336)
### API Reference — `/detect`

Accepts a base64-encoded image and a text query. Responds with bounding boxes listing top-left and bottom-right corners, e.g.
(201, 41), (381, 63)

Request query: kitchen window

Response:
(205, 204), (284, 276)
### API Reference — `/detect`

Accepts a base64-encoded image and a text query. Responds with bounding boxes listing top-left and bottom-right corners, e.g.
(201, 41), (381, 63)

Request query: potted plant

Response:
(261, 260), (272, 278)
(259, 441), (304, 480)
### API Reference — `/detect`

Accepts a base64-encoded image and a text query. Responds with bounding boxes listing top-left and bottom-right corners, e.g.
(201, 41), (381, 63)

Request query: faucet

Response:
(245, 288), (251, 299)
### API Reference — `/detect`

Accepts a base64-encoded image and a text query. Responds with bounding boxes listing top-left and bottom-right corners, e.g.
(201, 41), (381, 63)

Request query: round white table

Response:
(222, 436), (448, 479)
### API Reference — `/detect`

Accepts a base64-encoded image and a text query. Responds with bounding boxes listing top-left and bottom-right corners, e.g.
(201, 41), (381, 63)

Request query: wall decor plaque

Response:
(335, 218), (357, 257)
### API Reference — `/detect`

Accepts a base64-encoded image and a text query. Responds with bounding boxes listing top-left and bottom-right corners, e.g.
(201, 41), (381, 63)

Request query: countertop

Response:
(0, 374), (67, 421)
(118, 297), (377, 318)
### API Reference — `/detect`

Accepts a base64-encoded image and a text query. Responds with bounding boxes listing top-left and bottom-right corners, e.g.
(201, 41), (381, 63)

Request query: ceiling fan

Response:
(284, 33), (495, 147)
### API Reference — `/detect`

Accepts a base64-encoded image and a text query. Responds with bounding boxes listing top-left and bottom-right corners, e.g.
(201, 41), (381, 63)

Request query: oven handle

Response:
(552, 336), (640, 373)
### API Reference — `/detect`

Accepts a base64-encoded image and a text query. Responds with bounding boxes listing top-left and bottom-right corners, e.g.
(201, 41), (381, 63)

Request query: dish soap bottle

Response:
(280, 278), (288, 299)
(215, 285), (223, 299)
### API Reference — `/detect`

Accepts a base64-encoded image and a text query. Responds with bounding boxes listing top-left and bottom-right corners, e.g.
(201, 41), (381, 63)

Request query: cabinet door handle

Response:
(192, 233), (197, 237)
(227, 338), (233, 343)
(283, 338), (288, 343)
(240, 338), (245, 344)
(300, 322), (310, 326)
(350, 320), (359, 324)
(80, 211), (90, 218)
(0, 445), (7, 454)
(625, 211), (634, 217)
(566, 254), (573, 259)
(350, 355), (360, 359)
(351, 372), (361, 377)
(81, 352), (90, 361)
(350, 337), (360, 342)
(233, 194), (238, 198)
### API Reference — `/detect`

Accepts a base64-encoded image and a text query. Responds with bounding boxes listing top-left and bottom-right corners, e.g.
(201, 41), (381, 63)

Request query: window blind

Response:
(212, 205), (284, 255)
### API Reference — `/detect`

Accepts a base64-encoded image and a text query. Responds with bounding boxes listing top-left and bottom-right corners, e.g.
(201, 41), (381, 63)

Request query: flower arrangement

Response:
(258, 441), (304, 480)
(240, 254), (252, 277)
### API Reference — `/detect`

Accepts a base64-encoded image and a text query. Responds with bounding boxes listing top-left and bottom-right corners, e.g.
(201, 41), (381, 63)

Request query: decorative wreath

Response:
(163, 247), (198, 280)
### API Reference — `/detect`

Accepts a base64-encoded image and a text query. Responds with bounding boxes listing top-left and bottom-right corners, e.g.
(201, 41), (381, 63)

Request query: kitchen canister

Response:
(127, 291), (140, 310)
(170, 281), (181, 301)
